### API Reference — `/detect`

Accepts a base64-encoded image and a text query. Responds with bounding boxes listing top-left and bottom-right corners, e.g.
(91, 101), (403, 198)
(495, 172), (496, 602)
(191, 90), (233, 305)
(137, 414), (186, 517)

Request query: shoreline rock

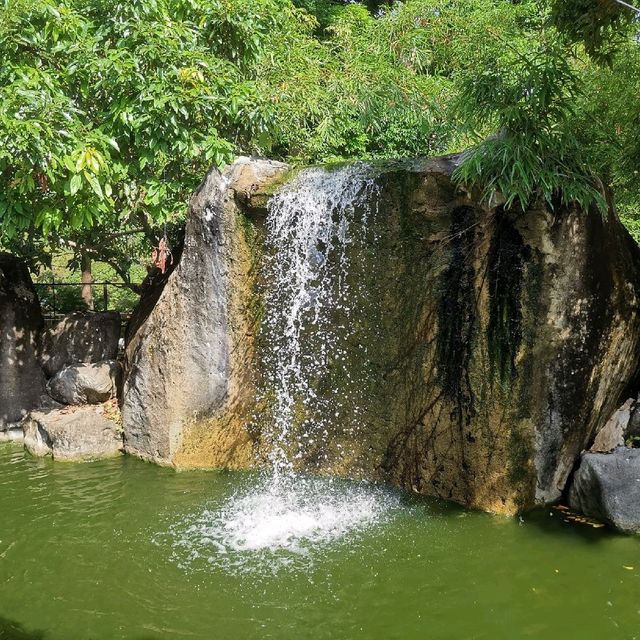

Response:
(23, 405), (123, 462)
(568, 447), (640, 534)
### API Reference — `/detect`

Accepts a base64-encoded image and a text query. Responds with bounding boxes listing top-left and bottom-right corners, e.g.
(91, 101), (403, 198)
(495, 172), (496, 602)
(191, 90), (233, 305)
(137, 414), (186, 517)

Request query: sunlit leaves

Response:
(0, 0), (289, 244)
(453, 30), (606, 211)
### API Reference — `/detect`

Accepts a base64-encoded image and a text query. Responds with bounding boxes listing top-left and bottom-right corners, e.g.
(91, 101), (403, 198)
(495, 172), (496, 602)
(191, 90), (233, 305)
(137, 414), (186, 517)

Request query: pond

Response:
(0, 443), (638, 640)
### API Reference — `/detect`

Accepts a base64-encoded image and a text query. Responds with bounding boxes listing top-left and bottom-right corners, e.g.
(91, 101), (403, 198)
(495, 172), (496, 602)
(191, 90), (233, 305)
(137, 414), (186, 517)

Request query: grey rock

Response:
(23, 406), (123, 461)
(120, 155), (640, 516)
(47, 361), (120, 405)
(121, 167), (234, 463)
(41, 311), (121, 377)
(224, 156), (290, 215)
(591, 398), (634, 452)
(568, 448), (640, 534)
(0, 253), (46, 426)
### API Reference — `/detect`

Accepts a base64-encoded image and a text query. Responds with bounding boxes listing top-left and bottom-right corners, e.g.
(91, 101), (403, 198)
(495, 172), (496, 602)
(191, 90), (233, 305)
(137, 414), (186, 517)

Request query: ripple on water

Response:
(162, 474), (401, 575)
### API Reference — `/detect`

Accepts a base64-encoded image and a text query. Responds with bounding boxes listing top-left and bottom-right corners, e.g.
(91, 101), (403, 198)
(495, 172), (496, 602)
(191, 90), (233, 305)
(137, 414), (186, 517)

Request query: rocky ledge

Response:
(23, 404), (123, 462)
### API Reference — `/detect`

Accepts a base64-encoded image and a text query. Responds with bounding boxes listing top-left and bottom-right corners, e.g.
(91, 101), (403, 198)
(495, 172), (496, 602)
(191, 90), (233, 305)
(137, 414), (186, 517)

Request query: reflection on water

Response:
(1, 444), (639, 640)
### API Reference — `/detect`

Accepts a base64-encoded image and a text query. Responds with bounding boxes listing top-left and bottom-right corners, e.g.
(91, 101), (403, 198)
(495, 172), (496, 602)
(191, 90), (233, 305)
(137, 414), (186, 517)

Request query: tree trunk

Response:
(81, 251), (93, 310)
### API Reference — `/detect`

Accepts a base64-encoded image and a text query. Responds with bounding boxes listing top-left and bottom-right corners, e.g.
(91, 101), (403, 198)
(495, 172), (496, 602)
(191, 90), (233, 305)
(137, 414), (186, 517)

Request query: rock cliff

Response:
(0, 253), (46, 429)
(120, 155), (640, 514)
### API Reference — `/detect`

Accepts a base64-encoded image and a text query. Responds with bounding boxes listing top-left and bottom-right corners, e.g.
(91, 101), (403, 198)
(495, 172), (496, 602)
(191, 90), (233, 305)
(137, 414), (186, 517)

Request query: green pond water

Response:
(1, 443), (639, 640)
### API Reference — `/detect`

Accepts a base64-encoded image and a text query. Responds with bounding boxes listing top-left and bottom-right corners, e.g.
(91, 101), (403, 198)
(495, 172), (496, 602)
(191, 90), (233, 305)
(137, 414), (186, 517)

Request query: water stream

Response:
(260, 163), (381, 477)
(170, 164), (390, 570)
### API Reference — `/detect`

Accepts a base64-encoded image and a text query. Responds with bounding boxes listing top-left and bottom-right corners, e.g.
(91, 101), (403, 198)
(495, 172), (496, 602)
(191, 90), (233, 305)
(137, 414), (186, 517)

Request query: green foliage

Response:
(548, 0), (634, 63)
(34, 254), (146, 314)
(2, 0), (640, 270)
(255, 1), (458, 163)
(453, 35), (605, 211)
(626, 435), (640, 448)
(0, 0), (290, 243)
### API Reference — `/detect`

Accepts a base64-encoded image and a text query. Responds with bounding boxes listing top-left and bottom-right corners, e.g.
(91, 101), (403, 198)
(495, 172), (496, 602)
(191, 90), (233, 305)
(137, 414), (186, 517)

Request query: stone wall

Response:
(0, 253), (46, 429)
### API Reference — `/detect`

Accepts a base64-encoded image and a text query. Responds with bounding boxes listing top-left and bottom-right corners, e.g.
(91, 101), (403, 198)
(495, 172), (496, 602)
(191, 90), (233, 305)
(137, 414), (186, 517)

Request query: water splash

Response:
(165, 163), (390, 573)
(166, 474), (399, 575)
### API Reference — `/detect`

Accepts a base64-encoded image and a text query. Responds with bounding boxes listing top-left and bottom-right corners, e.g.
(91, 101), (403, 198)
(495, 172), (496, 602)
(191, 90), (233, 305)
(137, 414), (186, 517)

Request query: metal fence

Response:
(33, 280), (141, 322)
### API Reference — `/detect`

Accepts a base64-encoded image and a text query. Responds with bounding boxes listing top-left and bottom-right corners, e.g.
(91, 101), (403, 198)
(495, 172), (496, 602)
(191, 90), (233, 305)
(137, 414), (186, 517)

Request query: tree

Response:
(453, 0), (640, 214)
(549, 0), (636, 62)
(0, 0), (299, 277)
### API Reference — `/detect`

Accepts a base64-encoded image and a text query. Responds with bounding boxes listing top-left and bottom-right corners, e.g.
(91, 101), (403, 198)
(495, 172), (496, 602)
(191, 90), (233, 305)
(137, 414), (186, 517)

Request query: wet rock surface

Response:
(41, 311), (120, 377)
(120, 155), (640, 514)
(23, 405), (123, 461)
(47, 361), (120, 405)
(568, 447), (640, 534)
(0, 253), (46, 427)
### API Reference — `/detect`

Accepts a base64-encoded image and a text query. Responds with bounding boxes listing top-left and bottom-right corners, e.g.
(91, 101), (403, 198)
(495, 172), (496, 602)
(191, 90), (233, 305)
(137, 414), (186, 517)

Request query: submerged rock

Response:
(120, 154), (640, 514)
(41, 311), (120, 377)
(0, 253), (46, 428)
(568, 448), (640, 534)
(47, 361), (120, 405)
(23, 406), (122, 461)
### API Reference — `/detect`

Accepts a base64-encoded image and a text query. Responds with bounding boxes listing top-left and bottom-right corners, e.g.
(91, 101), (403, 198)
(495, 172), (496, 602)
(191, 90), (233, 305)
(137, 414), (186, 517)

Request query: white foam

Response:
(167, 475), (398, 574)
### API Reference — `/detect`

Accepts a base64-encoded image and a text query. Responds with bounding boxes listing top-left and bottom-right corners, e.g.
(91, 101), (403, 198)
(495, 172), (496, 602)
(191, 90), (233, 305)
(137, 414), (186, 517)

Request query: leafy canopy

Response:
(3, 0), (640, 266)
(0, 0), (295, 248)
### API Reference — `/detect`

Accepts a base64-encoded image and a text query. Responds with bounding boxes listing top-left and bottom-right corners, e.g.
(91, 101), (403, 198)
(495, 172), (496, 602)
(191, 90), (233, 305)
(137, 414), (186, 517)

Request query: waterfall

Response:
(169, 164), (399, 573)
(260, 163), (382, 477)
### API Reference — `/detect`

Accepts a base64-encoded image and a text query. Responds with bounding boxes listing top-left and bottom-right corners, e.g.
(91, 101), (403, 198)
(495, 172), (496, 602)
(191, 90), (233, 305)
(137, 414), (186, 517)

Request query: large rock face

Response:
(122, 170), (234, 463)
(0, 253), (46, 427)
(121, 155), (640, 514)
(568, 448), (640, 533)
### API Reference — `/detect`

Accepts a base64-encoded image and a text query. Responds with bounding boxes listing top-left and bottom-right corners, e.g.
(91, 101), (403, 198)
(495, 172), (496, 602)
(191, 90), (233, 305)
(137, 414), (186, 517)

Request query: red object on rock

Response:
(152, 237), (172, 274)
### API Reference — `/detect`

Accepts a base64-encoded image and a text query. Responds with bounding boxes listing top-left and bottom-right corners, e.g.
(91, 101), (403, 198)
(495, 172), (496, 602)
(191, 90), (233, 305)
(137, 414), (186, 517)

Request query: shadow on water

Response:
(523, 507), (622, 545)
(0, 617), (47, 640)
(0, 616), (166, 640)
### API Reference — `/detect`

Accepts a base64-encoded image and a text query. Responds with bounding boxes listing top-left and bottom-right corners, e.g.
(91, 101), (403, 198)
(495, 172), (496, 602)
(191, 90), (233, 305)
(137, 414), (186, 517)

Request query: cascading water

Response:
(261, 163), (382, 477)
(167, 164), (400, 573)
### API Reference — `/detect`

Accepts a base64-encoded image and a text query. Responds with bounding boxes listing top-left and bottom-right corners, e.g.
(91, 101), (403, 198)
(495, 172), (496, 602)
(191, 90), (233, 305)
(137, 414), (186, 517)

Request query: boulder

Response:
(40, 311), (121, 377)
(23, 406), (123, 461)
(568, 448), (640, 534)
(226, 156), (290, 215)
(120, 155), (640, 514)
(0, 253), (46, 427)
(46, 361), (120, 405)
(121, 168), (232, 463)
(120, 160), (286, 465)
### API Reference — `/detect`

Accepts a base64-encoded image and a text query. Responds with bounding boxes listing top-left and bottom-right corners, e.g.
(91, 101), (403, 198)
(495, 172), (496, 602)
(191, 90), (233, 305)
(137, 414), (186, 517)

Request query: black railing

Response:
(34, 280), (141, 320)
